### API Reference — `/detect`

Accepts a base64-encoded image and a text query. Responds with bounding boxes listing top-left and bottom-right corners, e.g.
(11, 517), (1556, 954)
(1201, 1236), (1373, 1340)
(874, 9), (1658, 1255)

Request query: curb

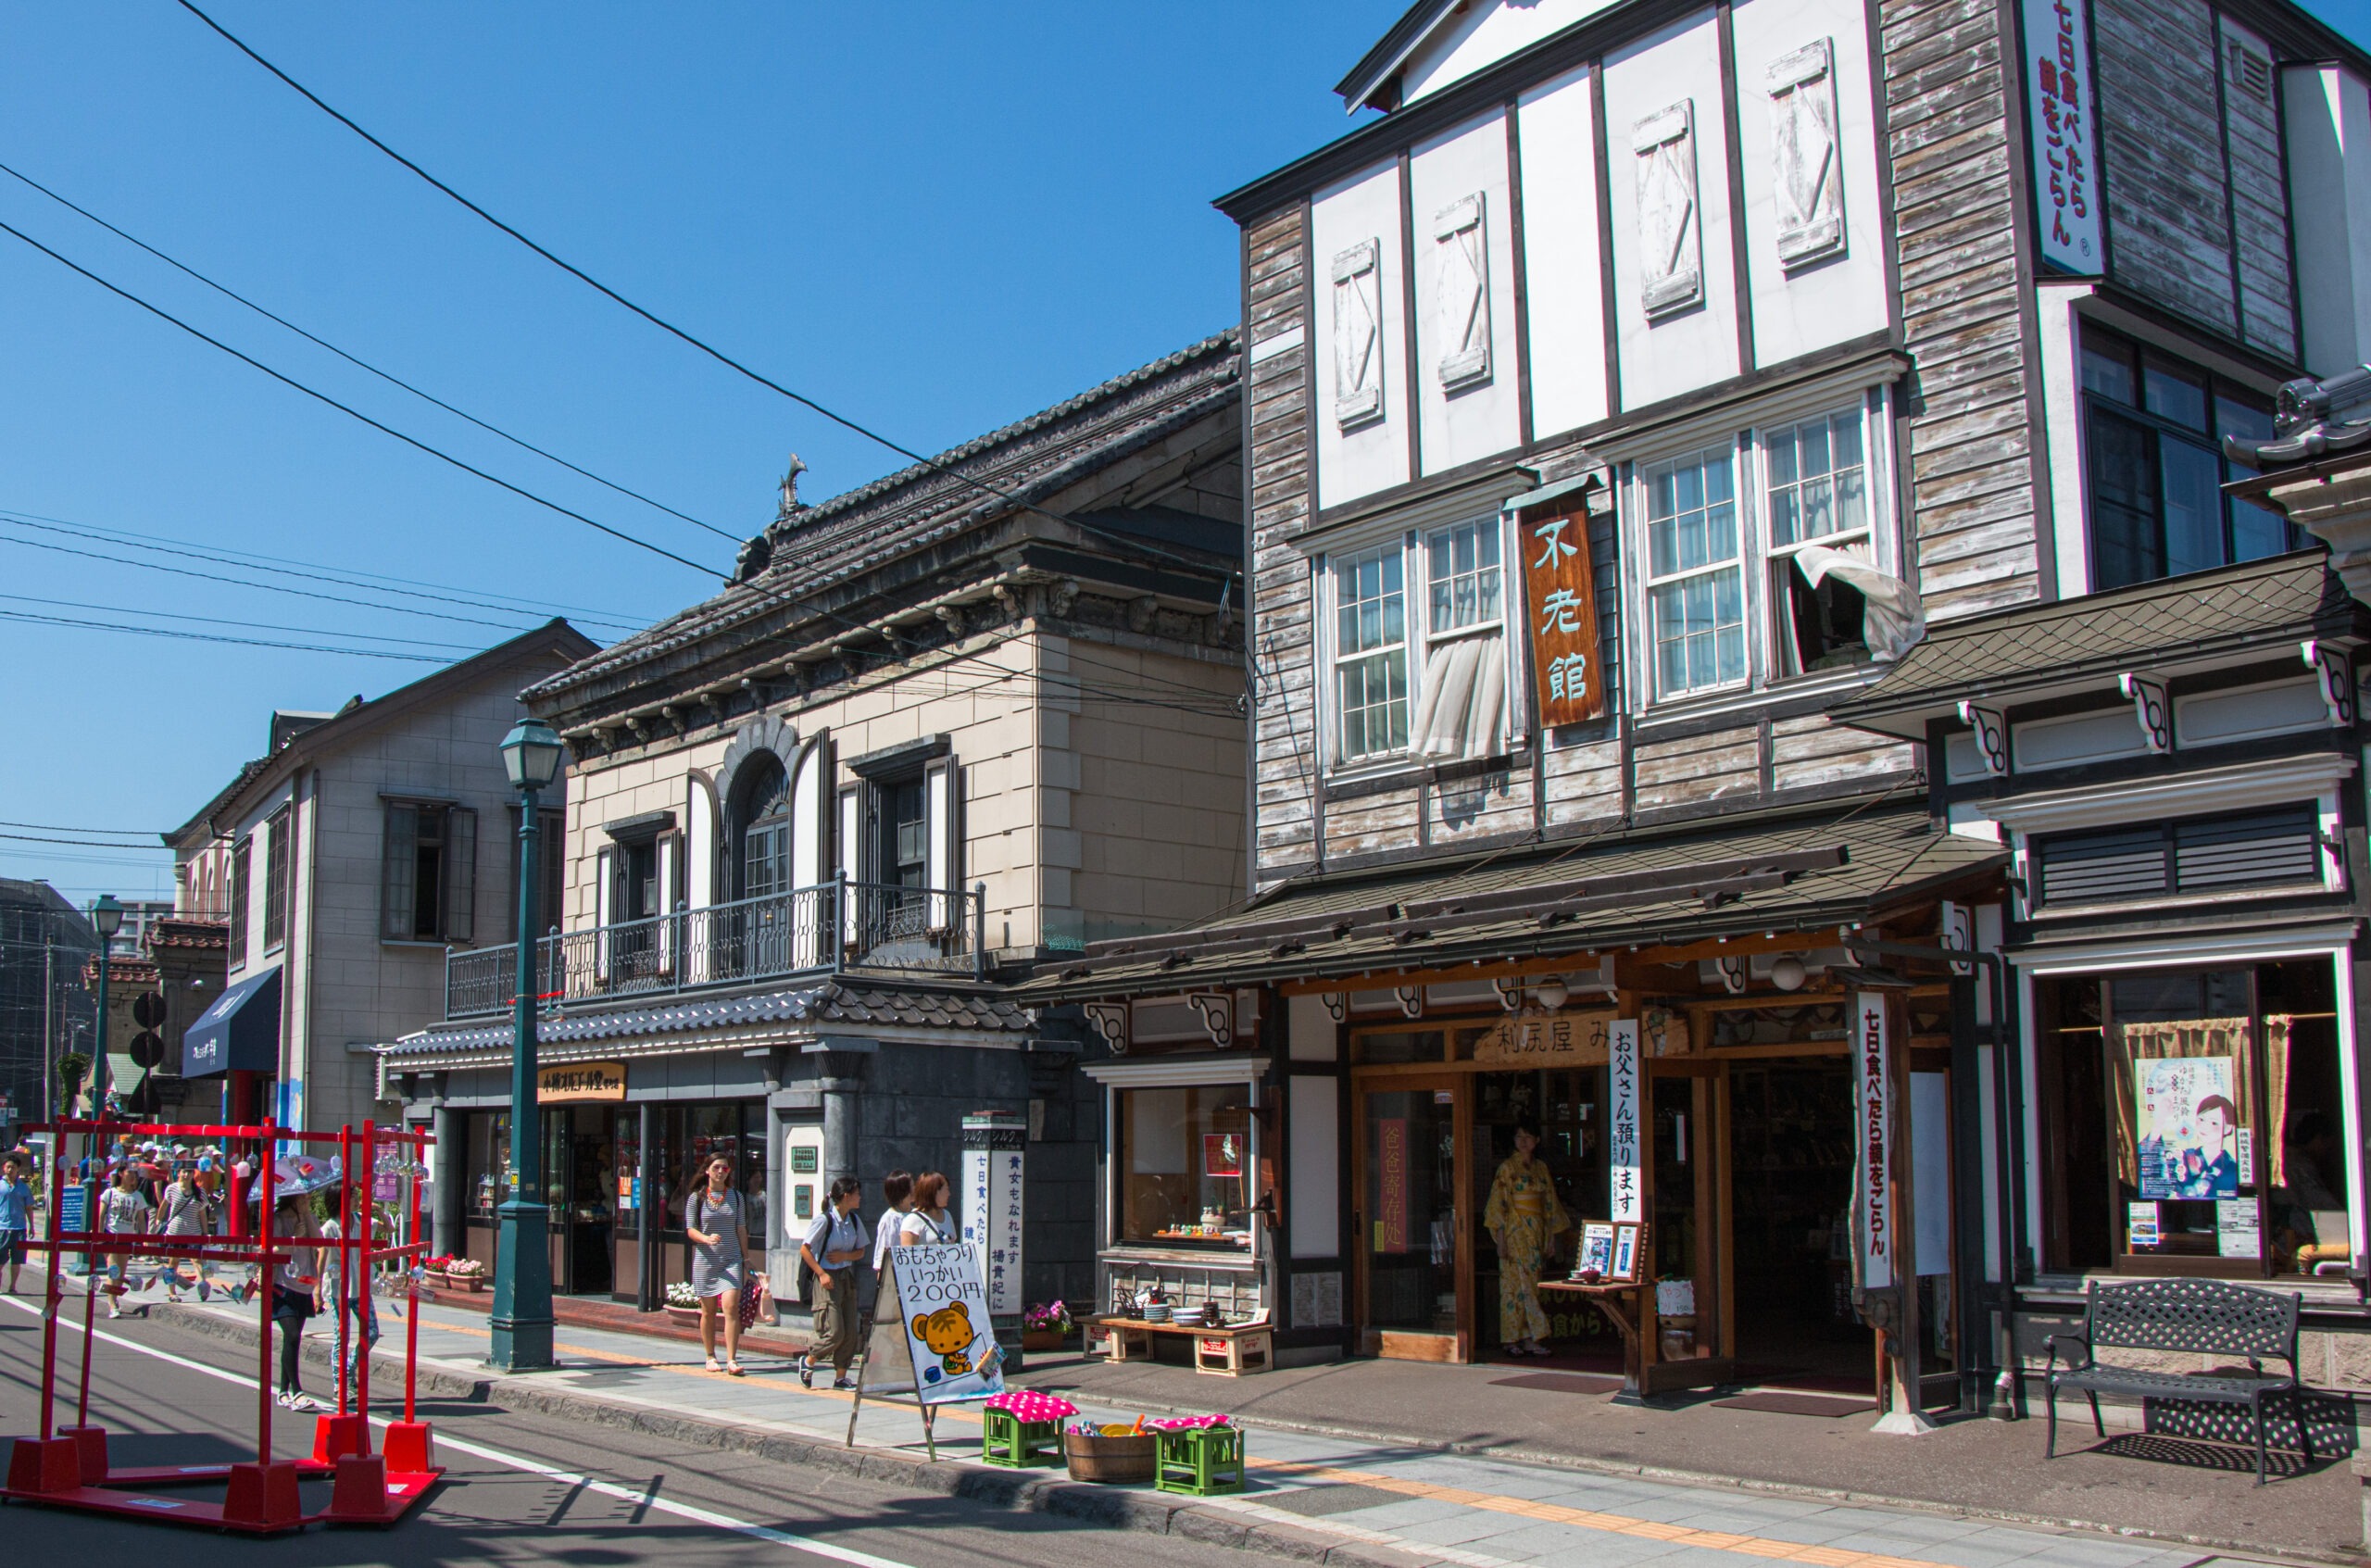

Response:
(144, 1304), (1430, 1568)
(1006, 1374), (2363, 1567)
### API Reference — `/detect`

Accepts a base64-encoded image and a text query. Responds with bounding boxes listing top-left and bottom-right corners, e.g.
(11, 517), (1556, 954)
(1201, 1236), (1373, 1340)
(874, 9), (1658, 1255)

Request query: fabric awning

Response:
(182, 965), (281, 1077)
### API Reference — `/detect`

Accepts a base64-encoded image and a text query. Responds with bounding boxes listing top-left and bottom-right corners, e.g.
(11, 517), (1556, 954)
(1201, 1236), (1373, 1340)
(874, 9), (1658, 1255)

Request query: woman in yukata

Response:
(1483, 1116), (1571, 1357)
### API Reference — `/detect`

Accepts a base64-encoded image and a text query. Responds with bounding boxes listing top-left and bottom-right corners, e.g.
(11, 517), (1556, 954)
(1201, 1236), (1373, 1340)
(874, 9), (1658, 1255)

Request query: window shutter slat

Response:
(382, 804), (418, 941)
(925, 758), (960, 934)
(594, 846), (614, 982)
(656, 831), (681, 975)
(444, 807), (477, 943)
(2039, 805), (2322, 906)
(838, 783), (862, 949)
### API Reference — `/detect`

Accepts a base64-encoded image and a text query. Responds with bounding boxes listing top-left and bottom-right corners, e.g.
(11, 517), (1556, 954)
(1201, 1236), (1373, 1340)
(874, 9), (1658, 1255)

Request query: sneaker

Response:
(832, 1375), (859, 1390)
(107, 1305), (120, 1319)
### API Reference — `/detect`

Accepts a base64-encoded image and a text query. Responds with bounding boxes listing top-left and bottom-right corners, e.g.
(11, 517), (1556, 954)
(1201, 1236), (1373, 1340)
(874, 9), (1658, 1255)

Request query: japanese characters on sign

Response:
(960, 1124), (1026, 1316)
(1853, 992), (1894, 1289)
(888, 1241), (1005, 1405)
(536, 1060), (626, 1103)
(1375, 1117), (1411, 1253)
(2022, 0), (2101, 274)
(1519, 504), (1605, 728)
(1473, 1009), (1616, 1067)
(1608, 1018), (1642, 1223)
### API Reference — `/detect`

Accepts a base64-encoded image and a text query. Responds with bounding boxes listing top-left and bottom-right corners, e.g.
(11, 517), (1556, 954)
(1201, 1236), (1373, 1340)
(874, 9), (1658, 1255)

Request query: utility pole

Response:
(42, 931), (53, 1123)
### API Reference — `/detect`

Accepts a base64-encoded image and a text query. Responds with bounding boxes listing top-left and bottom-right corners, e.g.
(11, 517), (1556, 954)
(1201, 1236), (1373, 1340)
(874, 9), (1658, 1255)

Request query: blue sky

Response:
(0, 3), (1397, 904)
(1, 1), (2365, 909)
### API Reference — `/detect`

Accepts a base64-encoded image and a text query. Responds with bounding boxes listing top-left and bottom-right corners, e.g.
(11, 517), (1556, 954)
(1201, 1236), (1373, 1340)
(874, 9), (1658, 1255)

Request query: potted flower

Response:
(420, 1254), (454, 1289)
(664, 1281), (703, 1323)
(1022, 1299), (1073, 1352)
(445, 1257), (488, 1294)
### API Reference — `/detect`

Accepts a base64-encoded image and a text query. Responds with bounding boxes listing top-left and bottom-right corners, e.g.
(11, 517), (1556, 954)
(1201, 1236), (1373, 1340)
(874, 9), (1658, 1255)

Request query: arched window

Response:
(735, 755), (790, 901)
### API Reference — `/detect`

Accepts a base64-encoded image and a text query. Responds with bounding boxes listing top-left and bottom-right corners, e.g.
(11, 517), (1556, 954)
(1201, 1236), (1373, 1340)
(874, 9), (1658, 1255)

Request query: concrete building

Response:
(180, 622), (596, 1137)
(382, 335), (1247, 1319)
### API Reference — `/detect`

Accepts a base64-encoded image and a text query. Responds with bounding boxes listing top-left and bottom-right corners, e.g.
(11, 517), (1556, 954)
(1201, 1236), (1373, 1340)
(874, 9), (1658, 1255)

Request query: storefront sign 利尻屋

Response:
(1853, 993), (1893, 1289)
(536, 1060), (627, 1103)
(1607, 1019), (1641, 1223)
(1375, 1117), (1411, 1253)
(1473, 1008), (1616, 1067)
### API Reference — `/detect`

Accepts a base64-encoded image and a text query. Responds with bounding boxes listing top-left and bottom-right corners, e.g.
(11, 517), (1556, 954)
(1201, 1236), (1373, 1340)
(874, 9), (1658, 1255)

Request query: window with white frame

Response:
(1332, 545), (1411, 762)
(1643, 445), (1745, 700)
(1762, 408), (1874, 675)
(1633, 394), (1897, 705)
(1326, 517), (1512, 769)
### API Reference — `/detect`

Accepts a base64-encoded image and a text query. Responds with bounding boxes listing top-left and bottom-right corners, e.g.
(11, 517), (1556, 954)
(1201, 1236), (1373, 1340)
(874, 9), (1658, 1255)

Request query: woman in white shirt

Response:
(870, 1170), (914, 1275)
(897, 1171), (957, 1248)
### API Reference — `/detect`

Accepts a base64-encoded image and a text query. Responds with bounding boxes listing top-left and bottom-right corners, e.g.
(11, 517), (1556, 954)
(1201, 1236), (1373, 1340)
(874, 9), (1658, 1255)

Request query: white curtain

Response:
(1793, 544), (1926, 660)
(1411, 633), (1506, 759)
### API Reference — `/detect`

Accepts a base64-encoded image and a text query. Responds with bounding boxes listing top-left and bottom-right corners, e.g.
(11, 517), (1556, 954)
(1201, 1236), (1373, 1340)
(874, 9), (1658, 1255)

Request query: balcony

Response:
(444, 878), (987, 1020)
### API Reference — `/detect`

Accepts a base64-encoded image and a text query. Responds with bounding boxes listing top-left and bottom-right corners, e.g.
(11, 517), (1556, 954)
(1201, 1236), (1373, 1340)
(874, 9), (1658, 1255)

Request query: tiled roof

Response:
(527, 332), (1242, 702)
(383, 981), (1033, 1065)
(1834, 552), (2357, 722)
(144, 918), (228, 951)
(1022, 800), (2002, 999)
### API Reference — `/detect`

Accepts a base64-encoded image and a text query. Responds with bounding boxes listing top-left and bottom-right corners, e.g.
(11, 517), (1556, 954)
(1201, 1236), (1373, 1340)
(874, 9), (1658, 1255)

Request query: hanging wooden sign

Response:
(1471, 1008), (1616, 1067)
(537, 1060), (626, 1103)
(1519, 502), (1606, 728)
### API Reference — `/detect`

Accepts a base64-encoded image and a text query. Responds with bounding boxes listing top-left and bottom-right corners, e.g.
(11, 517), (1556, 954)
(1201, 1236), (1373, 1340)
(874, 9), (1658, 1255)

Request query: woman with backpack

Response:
(684, 1154), (751, 1376)
(797, 1176), (866, 1389)
(158, 1164), (217, 1303)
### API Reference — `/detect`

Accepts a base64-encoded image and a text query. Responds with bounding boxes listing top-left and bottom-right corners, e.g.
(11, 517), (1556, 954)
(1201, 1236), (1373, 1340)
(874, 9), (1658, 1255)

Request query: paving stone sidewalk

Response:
(36, 1273), (2292, 1568)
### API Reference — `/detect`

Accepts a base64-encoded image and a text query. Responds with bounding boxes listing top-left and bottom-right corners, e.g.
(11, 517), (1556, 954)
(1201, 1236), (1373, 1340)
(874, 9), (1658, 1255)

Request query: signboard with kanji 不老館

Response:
(1521, 504), (1605, 728)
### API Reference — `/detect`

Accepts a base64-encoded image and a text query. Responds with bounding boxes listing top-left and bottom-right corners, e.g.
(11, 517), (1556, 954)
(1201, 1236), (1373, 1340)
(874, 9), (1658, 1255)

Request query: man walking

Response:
(0, 1152), (31, 1294)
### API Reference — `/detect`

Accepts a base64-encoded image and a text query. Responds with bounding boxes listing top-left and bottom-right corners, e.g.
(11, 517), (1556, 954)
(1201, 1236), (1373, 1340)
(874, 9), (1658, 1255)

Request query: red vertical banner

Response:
(1375, 1118), (1410, 1254)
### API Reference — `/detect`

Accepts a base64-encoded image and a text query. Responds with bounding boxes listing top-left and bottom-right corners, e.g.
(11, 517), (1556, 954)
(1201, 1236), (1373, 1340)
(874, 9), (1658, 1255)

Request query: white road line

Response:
(0, 1292), (922, 1568)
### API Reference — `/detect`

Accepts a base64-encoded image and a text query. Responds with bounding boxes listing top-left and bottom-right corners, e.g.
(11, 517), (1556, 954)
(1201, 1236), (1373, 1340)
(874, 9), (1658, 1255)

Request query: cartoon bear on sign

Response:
(912, 1303), (977, 1377)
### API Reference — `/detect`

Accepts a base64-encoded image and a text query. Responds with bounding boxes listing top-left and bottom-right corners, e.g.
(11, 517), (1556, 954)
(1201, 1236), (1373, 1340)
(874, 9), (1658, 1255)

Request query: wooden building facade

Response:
(1036, 0), (2371, 1410)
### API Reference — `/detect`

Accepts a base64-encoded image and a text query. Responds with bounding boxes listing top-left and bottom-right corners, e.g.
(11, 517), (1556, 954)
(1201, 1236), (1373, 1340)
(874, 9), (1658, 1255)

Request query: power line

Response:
(0, 157), (739, 548)
(0, 590), (481, 652)
(171, 0), (1238, 580)
(0, 831), (178, 851)
(0, 505), (651, 629)
(0, 215), (723, 579)
(0, 822), (165, 838)
(0, 605), (448, 662)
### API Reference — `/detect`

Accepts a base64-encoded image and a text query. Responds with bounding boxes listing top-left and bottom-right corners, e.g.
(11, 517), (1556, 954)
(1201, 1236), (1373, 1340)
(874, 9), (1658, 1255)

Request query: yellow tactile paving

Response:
(397, 1311), (2025, 1568)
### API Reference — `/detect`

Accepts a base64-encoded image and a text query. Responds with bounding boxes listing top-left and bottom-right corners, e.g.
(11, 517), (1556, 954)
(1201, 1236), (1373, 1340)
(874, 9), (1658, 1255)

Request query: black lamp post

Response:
(84, 895), (123, 1263)
(489, 718), (565, 1373)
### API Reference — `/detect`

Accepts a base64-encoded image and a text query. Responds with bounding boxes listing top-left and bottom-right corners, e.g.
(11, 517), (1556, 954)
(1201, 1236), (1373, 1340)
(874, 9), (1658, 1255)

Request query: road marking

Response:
(0, 1293), (925, 1568)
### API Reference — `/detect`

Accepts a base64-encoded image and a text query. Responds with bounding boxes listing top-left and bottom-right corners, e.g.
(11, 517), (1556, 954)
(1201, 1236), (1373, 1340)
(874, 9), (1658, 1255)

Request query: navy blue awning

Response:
(183, 965), (281, 1077)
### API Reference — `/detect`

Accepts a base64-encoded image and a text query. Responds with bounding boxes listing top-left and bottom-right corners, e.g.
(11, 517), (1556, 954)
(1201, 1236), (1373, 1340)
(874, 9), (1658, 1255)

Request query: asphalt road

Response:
(0, 1293), (1251, 1568)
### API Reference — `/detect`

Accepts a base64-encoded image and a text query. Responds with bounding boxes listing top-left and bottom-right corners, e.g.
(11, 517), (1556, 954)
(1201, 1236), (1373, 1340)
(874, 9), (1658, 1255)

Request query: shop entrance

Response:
(1725, 1056), (1868, 1386)
(540, 1106), (626, 1300)
(1357, 1077), (1463, 1359)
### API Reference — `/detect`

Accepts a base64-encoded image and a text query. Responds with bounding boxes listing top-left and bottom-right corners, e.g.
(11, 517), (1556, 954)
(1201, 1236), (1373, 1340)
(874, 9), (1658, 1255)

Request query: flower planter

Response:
(420, 1271), (449, 1291)
(664, 1303), (702, 1325)
(1022, 1330), (1068, 1353)
(1064, 1431), (1157, 1485)
(447, 1273), (487, 1294)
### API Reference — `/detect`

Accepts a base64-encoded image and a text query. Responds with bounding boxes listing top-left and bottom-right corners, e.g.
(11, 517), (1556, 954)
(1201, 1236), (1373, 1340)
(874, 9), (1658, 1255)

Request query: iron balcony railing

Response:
(444, 875), (988, 1020)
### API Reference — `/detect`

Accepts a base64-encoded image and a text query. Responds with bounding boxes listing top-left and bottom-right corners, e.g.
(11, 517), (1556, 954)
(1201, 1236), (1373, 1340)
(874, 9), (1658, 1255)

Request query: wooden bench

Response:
(2044, 1277), (2308, 1485)
(1089, 1315), (1273, 1376)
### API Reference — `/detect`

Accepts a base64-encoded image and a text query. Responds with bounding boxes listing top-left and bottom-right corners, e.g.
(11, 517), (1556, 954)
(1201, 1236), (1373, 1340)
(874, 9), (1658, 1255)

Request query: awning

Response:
(1022, 803), (2007, 1001)
(183, 965), (282, 1077)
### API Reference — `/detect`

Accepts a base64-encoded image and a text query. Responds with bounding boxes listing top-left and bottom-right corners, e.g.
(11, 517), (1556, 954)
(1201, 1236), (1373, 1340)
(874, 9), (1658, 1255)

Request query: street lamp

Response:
(490, 719), (564, 1372)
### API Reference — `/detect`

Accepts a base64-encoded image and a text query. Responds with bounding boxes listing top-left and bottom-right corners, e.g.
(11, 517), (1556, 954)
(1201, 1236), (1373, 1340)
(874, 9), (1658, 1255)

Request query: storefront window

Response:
(466, 1111), (510, 1216)
(654, 1103), (769, 1237)
(1117, 1085), (1255, 1249)
(2038, 960), (2346, 1277)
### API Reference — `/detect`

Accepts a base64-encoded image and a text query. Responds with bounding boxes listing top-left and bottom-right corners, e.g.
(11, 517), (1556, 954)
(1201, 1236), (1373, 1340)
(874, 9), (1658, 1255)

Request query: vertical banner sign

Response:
(1608, 1018), (1642, 1223)
(1375, 1118), (1411, 1253)
(887, 1241), (1006, 1404)
(2021, 0), (2101, 274)
(960, 1111), (1025, 1315)
(1854, 992), (1894, 1288)
(1520, 503), (1606, 727)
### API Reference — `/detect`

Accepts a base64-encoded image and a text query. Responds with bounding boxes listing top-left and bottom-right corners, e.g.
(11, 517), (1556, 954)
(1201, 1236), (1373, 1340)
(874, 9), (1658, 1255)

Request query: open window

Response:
(382, 800), (476, 944)
(1323, 514), (1511, 770)
(1763, 408), (1874, 676)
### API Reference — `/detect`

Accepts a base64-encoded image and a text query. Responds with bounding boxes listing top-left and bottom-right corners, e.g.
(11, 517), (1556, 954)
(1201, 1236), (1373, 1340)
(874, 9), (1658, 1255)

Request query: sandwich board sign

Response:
(888, 1241), (1004, 1405)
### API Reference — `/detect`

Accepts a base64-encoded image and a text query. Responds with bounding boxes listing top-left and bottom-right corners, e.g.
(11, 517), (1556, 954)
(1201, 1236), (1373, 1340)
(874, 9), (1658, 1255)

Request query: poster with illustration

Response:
(2135, 1057), (2242, 1199)
(887, 1242), (1005, 1405)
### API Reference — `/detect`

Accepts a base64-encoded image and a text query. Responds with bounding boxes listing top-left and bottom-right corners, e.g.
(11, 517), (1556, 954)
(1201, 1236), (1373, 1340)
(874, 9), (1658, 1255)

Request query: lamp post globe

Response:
(489, 719), (561, 1371)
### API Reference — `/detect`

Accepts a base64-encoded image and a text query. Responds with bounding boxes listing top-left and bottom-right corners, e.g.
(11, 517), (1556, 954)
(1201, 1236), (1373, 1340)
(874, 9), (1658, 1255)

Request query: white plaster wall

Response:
(1402, 0), (1617, 105)
(1604, 10), (1741, 410)
(1518, 67), (1611, 439)
(1410, 109), (1524, 475)
(1730, 0), (1888, 364)
(1312, 161), (1412, 509)
(2035, 282), (2092, 597)
(2283, 64), (2371, 377)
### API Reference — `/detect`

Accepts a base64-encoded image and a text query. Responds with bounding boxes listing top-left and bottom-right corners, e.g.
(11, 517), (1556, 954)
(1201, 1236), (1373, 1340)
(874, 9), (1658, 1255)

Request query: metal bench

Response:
(2045, 1277), (2308, 1485)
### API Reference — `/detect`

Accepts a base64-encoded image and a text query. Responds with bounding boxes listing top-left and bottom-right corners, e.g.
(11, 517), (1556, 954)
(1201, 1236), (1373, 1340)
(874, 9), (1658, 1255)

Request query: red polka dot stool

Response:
(981, 1390), (1077, 1468)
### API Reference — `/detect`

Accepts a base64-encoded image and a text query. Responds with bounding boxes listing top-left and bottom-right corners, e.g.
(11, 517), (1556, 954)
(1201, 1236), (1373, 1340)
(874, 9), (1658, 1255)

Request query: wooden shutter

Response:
(382, 803), (418, 941)
(2173, 807), (2319, 890)
(655, 831), (682, 975)
(789, 735), (833, 967)
(837, 783), (862, 949)
(594, 845), (614, 982)
(925, 757), (960, 934)
(684, 774), (714, 982)
(442, 807), (477, 943)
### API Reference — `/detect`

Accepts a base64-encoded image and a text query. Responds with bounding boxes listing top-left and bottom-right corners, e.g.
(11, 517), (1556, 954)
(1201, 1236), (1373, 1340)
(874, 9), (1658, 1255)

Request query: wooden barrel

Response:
(1063, 1431), (1157, 1484)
